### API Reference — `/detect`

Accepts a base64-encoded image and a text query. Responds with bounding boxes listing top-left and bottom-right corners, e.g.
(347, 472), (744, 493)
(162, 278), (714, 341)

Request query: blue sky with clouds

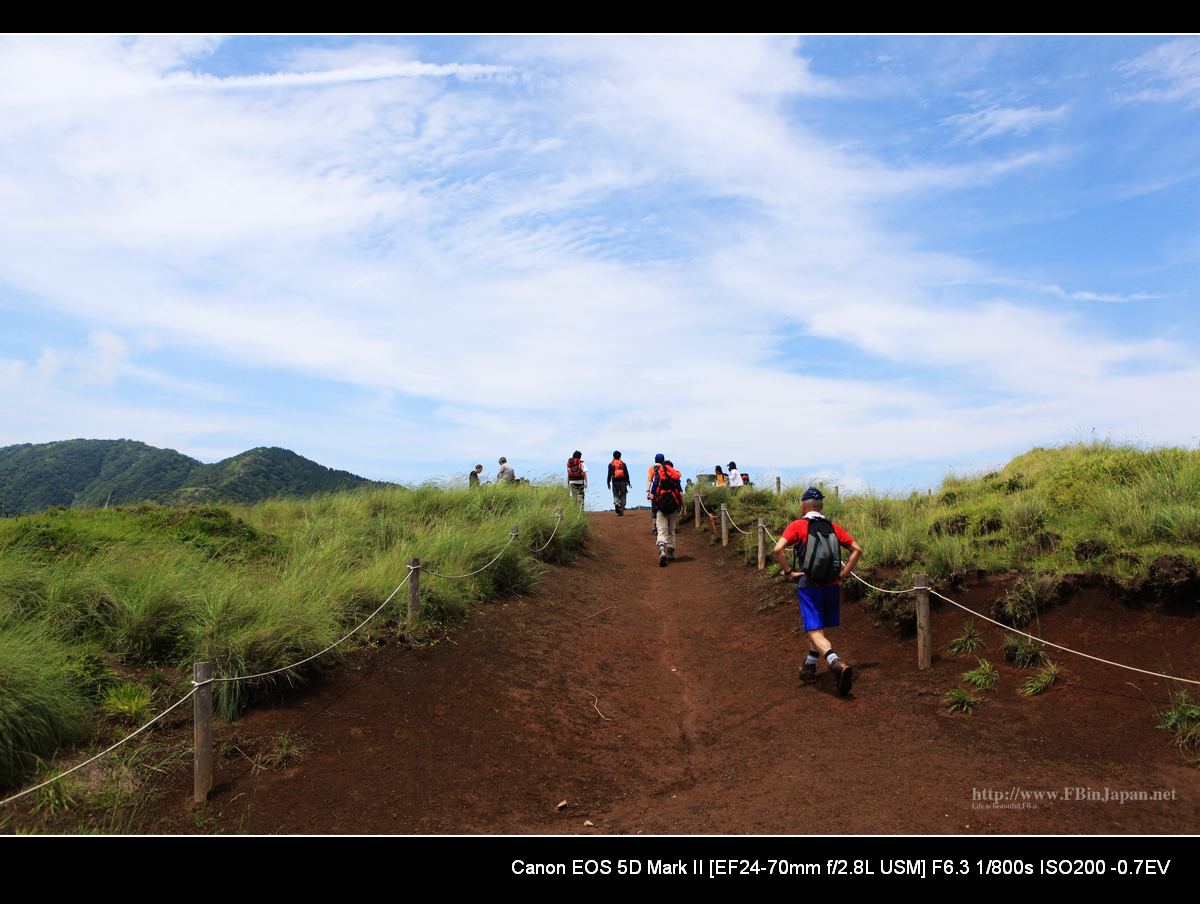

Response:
(1, 35), (1197, 497)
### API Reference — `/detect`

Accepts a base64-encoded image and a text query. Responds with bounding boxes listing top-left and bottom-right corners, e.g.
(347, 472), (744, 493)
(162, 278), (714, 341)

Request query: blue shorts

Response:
(797, 584), (840, 632)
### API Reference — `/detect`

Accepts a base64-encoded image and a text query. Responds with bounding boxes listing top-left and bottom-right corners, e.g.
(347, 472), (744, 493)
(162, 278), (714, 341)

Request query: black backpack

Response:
(794, 518), (842, 585)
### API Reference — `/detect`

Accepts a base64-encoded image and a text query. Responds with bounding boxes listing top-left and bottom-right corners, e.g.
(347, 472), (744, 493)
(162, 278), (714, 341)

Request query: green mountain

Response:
(0, 439), (373, 515)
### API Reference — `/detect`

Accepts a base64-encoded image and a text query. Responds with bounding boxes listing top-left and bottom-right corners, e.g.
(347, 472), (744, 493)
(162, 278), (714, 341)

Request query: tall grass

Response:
(0, 481), (589, 784)
(689, 438), (1200, 594)
(0, 620), (90, 787)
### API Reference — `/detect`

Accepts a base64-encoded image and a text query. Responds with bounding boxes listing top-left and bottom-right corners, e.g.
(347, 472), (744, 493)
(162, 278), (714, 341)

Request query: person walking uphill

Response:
(649, 456), (684, 567)
(567, 452), (588, 506)
(607, 451), (631, 515)
(646, 455), (664, 535)
(773, 487), (863, 695)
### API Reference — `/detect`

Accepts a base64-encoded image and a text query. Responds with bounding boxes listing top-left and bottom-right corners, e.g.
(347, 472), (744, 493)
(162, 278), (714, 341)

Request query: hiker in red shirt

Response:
(774, 486), (863, 696)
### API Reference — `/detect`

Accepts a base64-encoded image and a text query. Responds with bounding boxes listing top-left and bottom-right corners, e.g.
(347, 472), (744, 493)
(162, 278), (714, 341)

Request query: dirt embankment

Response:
(67, 511), (1200, 834)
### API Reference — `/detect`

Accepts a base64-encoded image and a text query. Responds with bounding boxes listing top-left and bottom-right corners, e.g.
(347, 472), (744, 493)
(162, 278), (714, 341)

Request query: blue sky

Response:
(1, 35), (1197, 499)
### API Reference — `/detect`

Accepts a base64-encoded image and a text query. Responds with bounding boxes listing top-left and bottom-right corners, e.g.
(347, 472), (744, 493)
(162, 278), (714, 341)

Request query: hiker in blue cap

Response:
(774, 486), (863, 696)
(646, 453), (665, 535)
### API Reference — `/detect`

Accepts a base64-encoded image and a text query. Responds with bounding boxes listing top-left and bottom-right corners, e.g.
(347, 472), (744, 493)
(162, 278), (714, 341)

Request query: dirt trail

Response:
(145, 510), (1200, 834)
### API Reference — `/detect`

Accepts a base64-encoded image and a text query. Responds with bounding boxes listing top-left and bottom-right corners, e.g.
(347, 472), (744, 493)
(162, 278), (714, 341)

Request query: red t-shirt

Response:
(781, 516), (855, 586)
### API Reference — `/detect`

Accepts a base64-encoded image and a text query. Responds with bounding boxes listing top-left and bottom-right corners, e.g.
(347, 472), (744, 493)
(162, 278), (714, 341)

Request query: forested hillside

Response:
(0, 440), (372, 515)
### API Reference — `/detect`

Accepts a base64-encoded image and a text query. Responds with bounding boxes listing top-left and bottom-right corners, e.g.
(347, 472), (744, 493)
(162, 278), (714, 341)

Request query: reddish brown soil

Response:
(134, 512), (1200, 833)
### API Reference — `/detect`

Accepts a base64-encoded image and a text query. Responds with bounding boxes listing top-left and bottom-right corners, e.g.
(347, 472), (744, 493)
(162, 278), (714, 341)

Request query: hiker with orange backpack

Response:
(607, 451), (631, 515)
(648, 455), (684, 566)
(567, 451), (588, 506)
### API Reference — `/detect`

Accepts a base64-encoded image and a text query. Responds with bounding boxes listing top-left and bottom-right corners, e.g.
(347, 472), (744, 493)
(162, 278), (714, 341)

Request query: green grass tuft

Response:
(1003, 635), (1048, 668)
(1158, 689), (1200, 754)
(945, 686), (981, 714)
(944, 619), (985, 656)
(1018, 660), (1063, 696)
(961, 658), (1000, 690)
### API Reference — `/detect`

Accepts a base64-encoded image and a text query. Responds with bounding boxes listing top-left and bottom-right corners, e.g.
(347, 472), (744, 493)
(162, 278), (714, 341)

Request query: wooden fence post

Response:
(694, 491), (701, 530)
(915, 573), (931, 670)
(776, 476), (781, 495)
(757, 518), (766, 570)
(194, 661), (212, 804)
(720, 503), (729, 547)
(408, 557), (420, 625)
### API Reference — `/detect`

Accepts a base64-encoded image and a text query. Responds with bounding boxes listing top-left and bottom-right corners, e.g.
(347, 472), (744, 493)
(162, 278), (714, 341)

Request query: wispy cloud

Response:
(0, 35), (1194, 492)
(1117, 36), (1200, 107)
(942, 104), (1069, 144)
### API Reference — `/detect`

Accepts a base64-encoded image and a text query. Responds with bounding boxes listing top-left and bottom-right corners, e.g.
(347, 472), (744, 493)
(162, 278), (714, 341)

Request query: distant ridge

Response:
(0, 439), (374, 515)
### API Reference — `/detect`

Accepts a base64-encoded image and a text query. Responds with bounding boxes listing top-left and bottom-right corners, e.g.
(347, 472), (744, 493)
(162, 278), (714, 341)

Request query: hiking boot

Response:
(831, 659), (854, 696)
(667, 548), (675, 559)
(799, 661), (817, 684)
(658, 544), (668, 567)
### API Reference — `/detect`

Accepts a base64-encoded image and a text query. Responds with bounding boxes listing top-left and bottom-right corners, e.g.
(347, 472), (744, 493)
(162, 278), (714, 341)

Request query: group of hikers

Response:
(594, 450), (862, 697)
(467, 452), (863, 697)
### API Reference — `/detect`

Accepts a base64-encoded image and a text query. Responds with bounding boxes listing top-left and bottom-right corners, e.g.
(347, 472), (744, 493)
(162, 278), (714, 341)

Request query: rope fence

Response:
(0, 503), (572, 809)
(692, 489), (1200, 689)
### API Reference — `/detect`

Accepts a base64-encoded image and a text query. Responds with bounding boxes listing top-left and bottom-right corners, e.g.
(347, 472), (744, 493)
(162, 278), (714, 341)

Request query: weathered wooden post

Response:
(720, 503), (729, 547)
(194, 662), (212, 804)
(776, 476), (781, 495)
(757, 518), (766, 570)
(408, 557), (420, 625)
(915, 573), (931, 669)
(694, 491), (701, 530)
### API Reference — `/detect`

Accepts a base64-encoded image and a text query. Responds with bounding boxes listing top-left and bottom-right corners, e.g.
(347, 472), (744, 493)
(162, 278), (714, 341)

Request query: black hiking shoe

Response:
(831, 659), (854, 696)
(658, 544), (668, 567)
(799, 661), (817, 684)
(667, 548), (675, 559)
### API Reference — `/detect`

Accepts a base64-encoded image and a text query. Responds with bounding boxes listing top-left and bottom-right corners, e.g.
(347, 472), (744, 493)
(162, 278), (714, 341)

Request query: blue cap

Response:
(801, 486), (824, 501)
(654, 453), (665, 462)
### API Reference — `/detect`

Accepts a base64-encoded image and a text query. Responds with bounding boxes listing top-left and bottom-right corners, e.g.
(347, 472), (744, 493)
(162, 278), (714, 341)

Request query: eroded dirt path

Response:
(146, 510), (1200, 834)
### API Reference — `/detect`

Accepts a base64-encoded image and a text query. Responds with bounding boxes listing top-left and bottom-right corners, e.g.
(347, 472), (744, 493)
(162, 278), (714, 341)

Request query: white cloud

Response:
(1118, 37), (1200, 107)
(942, 104), (1069, 144)
(0, 36), (1194, 489)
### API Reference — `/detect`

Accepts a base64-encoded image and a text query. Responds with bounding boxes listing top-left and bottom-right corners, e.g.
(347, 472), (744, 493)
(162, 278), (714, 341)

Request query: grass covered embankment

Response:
(0, 482), (587, 790)
(692, 439), (1200, 608)
(688, 439), (1200, 754)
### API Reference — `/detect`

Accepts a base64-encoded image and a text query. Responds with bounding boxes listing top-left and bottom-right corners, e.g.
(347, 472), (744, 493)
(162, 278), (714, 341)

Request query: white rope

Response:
(694, 493), (747, 532)
(3, 505), (565, 804)
(0, 689), (198, 807)
(528, 511), (563, 553)
(849, 570), (1199, 685)
(849, 571), (915, 595)
(927, 587), (1200, 686)
(418, 531), (518, 579)
(215, 570), (413, 685)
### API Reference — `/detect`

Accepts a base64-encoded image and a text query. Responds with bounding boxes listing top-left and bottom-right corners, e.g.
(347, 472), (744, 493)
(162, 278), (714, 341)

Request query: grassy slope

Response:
(699, 439), (1200, 593)
(0, 482), (586, 790)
